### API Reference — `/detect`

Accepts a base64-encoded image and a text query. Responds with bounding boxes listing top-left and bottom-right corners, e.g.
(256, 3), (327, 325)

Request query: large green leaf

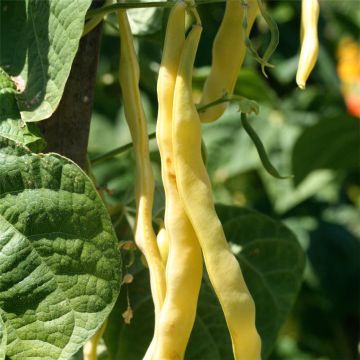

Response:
(308, 221), (360, 314)
(0, 136), (122, 359)
(104, 206), (304, 359)
(0, 67), (45, 152)
(0, 0), (92, 122)
(235, 68), (279, 105)
(292, 115), (360, 186)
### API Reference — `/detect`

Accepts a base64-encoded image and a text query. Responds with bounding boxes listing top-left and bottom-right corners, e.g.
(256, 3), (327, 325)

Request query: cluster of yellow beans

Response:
(115, 0), (320, 359)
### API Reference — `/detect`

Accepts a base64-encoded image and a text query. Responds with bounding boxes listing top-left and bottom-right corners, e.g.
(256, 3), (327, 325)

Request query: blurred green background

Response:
(87, 1), (360, 359)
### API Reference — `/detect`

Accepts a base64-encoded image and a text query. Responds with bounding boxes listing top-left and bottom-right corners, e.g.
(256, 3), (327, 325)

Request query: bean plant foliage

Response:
(0, 1), (122, 358)
(2, 0), (357, 359)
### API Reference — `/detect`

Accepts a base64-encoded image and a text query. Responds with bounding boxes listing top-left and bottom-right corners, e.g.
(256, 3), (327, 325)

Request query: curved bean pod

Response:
(198, 0), (259, 123)
(173, 23), (261, 360)
(154, 3), (203, 359)
(117, 11), (166, 358)
(296, 0), (320, 89)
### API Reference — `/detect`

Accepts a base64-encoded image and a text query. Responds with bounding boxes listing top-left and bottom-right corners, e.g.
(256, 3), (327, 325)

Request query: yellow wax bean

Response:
(156, 221), (169, 266)
(172, 22), (261, 360)
(154, 3), (203, 359)
(296, 0), (320, 89)
(117, 10), (166, 359)
(199, 0), (259, 123)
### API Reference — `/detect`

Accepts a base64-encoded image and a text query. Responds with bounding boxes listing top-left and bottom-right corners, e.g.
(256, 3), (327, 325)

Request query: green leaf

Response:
(0, 67), (46, 152)
(202, 106), (262, 180)
(0, 0), (92, 122)
(292, 115), (360, 186)
(0, 315), (6, 360)
(261, 168), (336, 214)
(104, 206), (304, 359)
(0, 136), (121, 359)
(0, 67), (16, 94)
(203, 105), (336, 213)
(202, 106), (288, 181)
(235, 68), (278, 105)
(307, 221), (360, 314)
(0, 118), (45, 153)
(237, 97), (259, 115)
(128, 7), (163, 35)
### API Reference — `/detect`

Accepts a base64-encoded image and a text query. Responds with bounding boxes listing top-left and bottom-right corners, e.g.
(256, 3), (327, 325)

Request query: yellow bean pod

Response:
(198, 0), (259, 123)
(296, 0), (320, 89)
(154, 3), (203, 359)
(172, 22), (261, 360)
(156, 221), (169, 266)
(117, 9), (166, 354)
(83, 322), (107, 360)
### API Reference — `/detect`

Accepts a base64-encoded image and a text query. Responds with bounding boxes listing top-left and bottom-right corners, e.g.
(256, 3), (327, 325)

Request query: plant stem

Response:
(90, 132), (157, 165)
(90, 95), (257, 165)
(197, 94), (259, 115)
(197, 95), (238, 112)
(86, 0), (226, 19)
(82, 0), (113, 37)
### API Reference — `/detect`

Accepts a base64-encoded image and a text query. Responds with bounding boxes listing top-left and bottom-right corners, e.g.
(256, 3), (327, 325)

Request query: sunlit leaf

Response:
(0, 0), (92, 122)
(0, 67), (45, 151)
(0, 136), (121, 359)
